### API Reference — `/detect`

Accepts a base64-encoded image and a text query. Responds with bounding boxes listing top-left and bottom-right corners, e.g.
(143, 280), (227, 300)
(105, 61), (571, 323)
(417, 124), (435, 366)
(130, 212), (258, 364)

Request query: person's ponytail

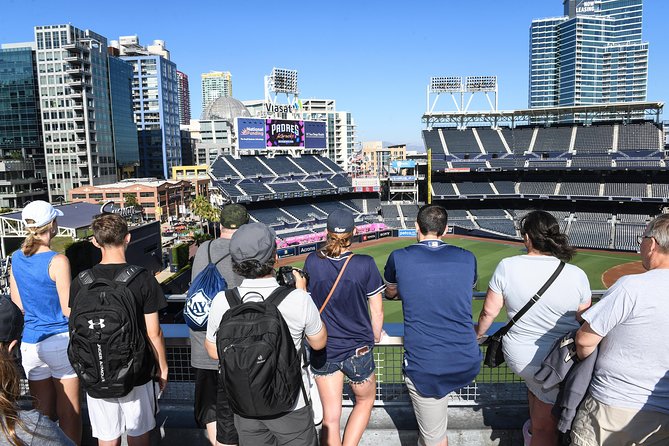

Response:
(318, 232), (353, 258)
(21, 222), (51, 257)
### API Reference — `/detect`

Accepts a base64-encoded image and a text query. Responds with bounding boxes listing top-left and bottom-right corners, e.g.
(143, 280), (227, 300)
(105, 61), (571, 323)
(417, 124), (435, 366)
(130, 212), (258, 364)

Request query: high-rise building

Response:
(201, 71), (232, 113)
(176, 70), (191, 125)
(0, 43), (48, 207)
(529, 0), (648, 112)
(112, 36), (181, 179)
(108, 56), (139, 177)
(301, 99), (356, 170)
(35, 24), (117, 201)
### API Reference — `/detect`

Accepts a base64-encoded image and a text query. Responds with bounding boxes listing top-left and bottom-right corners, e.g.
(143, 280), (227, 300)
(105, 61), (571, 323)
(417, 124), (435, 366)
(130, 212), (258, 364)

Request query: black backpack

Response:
(68, 265), (151, 398)
(216, 286), (307, 418)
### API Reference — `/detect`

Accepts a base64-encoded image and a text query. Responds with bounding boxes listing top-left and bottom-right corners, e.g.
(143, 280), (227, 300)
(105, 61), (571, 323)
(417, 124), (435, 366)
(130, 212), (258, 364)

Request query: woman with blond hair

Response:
(0, 296), (73, 446)
(301, 209), (384, 446)
(9, 201), (81, 445)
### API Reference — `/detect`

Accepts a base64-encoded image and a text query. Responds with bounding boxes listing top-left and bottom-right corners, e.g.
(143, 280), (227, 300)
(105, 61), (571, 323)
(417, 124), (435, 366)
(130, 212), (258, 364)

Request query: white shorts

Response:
(405, 376), (449, 446)
(21, 332), (78, 381)
(86, 381), (159, 441)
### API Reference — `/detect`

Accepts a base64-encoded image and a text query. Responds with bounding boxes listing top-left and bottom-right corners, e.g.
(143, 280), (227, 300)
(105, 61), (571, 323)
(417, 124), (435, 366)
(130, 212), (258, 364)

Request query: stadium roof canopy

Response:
(0, 202), (103, 238)
(422, 101), (664, 128)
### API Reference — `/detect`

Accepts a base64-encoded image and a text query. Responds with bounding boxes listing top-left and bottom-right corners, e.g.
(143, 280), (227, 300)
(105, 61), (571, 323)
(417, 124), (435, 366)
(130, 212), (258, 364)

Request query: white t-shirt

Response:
(489, 255), (591, 374)
(584, 269), (669, 413)
(206, 277), (323, 409)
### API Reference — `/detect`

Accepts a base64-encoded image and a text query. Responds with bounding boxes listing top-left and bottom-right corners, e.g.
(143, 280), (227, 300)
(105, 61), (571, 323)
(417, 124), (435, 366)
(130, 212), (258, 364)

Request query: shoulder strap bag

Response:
(483, 261), (565, 368)
(319, 254), (353, 314)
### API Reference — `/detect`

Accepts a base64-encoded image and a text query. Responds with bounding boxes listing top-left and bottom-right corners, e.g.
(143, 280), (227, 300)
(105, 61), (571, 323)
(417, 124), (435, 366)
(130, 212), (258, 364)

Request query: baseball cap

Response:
(327, 209), (355, 234)
(230, 223), (276, 264)
(220, 204), (249, 229)
(21, 200), (63, 228)
(0, 297), (24, 343)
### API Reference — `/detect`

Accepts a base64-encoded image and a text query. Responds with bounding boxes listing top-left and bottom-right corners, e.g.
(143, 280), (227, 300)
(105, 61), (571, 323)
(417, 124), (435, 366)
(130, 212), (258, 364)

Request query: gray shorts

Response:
(234, 405), (317, 446)
(405, 376), (449, 446)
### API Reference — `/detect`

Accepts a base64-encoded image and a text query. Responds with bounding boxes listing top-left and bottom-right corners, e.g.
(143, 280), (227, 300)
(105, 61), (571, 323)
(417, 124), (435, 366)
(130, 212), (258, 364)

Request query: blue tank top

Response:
(12, 249), (68, 343)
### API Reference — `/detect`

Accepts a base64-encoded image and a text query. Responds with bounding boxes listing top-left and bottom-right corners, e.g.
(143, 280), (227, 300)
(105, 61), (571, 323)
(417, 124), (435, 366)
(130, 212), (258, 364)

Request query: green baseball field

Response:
(281, 236), (640, 324)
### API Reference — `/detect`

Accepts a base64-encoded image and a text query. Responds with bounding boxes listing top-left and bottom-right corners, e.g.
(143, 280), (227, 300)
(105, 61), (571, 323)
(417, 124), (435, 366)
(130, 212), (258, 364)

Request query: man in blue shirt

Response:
(384, 204), (481, 446)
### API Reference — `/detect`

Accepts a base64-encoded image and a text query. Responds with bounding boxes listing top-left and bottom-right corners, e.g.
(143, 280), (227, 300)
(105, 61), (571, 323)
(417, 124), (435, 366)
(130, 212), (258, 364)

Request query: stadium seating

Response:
(617, 122), (662, 151)
(518, 182), (557, 195)
(493, 181), (516, 194)
(571, 155), (612, 168)
(470, 209), (508, 219)
(651, 183), (669, 198)
(302, 180), (336, 191)
(267, 182), (305, 193)
(329, 174), (352, 188)
(603, 182), (647, 197)
(476, 128), (508, 154)
(237, 181), (272, 196)
(477, 219), (518, 237)
(432, 182), (457, 196)
(264, 156), (305, 175)
(567, 221), (612, 249)
(249, 208), (297, 226)
(506, 127), (534, 154)
(532, 126), (572, 153)
(614, 223), (645, 251)
(456, 182), (494, 195)
(442, 128), (480, 154)
(210, 157), (240, 179)
(447, 209), (470, 220)
(422, 129), (445, 154)
(292, 156), (334, 174)
(231, 156), (274, 178)
(573, 125), (614, 152)
(573, 212), (611, 221)
(558, 182), (600, 196)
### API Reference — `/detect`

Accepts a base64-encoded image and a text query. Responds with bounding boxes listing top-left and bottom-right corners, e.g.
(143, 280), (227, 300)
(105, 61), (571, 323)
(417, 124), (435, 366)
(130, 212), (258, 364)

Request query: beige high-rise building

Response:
(201, 71), (232, 114)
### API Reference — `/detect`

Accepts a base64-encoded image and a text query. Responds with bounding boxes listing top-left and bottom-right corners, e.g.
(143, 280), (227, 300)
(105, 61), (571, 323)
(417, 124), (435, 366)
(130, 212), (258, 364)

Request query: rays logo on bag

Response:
(184, 244), (230, 331)
(185, 289), (211, 327)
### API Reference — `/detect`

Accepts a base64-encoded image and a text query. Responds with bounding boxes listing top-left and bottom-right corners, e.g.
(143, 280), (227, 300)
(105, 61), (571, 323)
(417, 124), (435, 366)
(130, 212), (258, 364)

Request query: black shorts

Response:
(193, 368), (238, 444)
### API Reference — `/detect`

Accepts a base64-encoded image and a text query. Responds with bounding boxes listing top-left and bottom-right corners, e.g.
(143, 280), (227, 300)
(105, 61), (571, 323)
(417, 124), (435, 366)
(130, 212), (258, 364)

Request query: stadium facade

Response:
(529, 0), (648, 112)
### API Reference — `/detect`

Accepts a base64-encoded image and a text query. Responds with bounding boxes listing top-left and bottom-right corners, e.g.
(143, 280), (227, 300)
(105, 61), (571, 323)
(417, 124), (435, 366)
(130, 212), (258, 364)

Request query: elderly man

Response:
(571, 213), (669, 445)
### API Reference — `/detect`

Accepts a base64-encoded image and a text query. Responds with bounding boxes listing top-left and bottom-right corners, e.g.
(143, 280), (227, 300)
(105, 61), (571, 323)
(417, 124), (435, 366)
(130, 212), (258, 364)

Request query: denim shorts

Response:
(310, 347), (375, 384)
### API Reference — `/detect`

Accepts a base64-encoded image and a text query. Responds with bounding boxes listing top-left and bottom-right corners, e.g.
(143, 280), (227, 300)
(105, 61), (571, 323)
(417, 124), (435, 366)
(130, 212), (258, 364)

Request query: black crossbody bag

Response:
(483, 261), (565, 368)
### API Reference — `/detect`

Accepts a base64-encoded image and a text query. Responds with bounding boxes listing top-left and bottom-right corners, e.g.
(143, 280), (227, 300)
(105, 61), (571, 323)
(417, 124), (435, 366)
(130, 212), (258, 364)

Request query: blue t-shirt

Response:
(304, 251), (385, 363)
(384, 240), (482, 398)
(11, 250), (69, 343)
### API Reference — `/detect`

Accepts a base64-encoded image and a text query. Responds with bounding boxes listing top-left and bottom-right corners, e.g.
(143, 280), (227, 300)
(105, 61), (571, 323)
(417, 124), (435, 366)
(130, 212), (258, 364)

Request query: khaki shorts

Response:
(405, 376), (449, 446)
(571, 394), (669, 446)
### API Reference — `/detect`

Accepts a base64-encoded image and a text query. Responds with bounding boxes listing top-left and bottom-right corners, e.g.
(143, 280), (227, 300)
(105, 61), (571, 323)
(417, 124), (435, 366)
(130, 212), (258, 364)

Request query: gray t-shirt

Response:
(584, 269), (669, 413)
(206, 277), (323, 409)
(489, 255), (591, 373)
(189, 238), (244, 370)
(0, 410), (74, 446)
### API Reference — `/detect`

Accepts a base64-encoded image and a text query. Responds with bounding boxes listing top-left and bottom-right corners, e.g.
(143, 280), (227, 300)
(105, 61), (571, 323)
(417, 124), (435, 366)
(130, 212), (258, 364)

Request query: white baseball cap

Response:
(21, 200), (63, 228)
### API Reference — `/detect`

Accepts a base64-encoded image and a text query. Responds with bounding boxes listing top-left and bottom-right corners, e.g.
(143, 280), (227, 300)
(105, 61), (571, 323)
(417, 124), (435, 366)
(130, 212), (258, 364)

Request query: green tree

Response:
(124, 193), (140, 208)
(191, 195), (219, 234)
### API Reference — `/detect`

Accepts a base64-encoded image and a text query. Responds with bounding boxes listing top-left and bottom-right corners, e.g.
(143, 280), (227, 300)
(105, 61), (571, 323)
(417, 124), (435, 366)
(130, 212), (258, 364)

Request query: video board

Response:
(236, 118), (327, 150)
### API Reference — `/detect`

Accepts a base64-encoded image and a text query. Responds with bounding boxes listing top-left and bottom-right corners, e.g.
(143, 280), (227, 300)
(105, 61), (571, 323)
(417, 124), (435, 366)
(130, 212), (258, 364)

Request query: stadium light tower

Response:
(427, 75), (498, 115)
(264, 67), (301, 117)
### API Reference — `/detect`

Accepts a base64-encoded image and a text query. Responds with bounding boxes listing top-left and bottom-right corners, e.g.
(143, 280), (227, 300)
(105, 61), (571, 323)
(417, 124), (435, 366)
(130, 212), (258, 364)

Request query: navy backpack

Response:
(184, 242), (229, 330)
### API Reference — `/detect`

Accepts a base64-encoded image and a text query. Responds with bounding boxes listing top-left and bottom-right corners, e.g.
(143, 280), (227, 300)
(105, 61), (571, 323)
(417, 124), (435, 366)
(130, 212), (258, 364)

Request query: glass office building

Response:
(108, 56), (140, 171)
(0, 45), (48, 207)
(529, 0), (648, 112)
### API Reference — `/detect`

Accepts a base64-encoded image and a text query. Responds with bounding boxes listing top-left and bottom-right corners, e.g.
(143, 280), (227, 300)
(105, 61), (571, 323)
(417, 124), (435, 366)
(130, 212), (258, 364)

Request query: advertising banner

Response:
(237, 118), (266, 149)
(389, 176), (416, 182)
(361, 233), (377, 242)
(297, 243), (318, 255)
(391, 160), (416, 169)
(266, 119), (305, 147)
(304, 121), (327, 149)
(377, 230), (392, 239)
(398, 229), (417, 237)
(277, 247), (296, 258)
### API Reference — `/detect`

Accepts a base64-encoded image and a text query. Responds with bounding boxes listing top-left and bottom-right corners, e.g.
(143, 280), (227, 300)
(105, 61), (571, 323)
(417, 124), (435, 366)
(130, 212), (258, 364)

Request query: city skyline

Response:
(1, 0), (667, 148)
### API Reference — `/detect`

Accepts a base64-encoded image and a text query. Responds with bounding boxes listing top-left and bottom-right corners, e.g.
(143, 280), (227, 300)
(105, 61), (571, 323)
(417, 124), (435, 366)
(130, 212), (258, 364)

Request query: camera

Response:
(276, 266), (309, 288)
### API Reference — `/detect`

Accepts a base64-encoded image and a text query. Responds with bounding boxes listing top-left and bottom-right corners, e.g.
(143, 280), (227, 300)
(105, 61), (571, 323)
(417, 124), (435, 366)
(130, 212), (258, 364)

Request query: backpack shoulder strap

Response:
(266, 286), (293, 308)
(78, 269), (95, 286)
(114, 265), (145, 285)
(224, 288), (243, 308)
(206, 240), (213, 264)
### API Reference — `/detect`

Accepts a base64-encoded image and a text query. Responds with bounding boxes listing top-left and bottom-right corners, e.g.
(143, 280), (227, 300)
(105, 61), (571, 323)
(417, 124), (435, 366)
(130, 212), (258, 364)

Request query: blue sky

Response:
(2, 0), (667, 148)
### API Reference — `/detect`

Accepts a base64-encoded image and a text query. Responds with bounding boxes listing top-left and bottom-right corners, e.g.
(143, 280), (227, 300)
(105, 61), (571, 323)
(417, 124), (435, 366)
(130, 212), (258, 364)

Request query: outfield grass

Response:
(284, 236), (640, 324)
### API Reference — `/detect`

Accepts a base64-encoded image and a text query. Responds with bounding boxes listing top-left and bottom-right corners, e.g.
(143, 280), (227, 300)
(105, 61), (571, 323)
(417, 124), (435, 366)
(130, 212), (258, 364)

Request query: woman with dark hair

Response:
(0, 296), (74, 446)
(302, 210), (384, 446)
(475, 210), (591, 446)
(9, 201), (80, 444)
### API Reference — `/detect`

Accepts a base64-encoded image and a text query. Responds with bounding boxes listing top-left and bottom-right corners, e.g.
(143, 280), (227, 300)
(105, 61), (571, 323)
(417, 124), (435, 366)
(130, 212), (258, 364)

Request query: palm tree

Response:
(191, 195), (219, 234)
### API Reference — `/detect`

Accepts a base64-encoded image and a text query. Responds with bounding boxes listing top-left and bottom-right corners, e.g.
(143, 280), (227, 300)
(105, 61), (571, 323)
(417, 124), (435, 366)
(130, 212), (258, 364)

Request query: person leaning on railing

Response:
(476, 210), (591, 446)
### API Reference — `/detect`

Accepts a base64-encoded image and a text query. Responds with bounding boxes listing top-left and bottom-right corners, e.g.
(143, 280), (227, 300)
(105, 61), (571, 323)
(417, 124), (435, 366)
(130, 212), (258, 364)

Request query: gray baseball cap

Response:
(230, 222), (277, 264)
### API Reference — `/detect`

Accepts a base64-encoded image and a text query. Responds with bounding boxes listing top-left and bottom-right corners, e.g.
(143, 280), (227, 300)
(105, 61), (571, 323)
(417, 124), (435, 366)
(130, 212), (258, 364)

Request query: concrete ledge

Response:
(79, 403), (528, 446)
